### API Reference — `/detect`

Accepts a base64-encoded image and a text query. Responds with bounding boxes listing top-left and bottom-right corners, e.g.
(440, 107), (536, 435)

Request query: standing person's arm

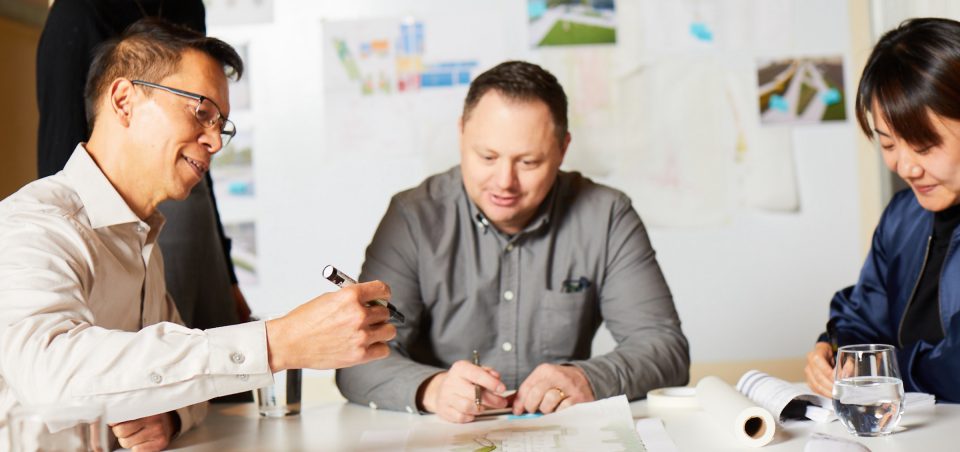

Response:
(36, 0), (97, 177)
(563, 194), (690, 400)
(336, 198), (449, 413)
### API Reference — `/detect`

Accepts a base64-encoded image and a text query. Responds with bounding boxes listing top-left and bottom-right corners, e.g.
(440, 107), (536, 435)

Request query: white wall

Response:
(209, 0), (867, 372)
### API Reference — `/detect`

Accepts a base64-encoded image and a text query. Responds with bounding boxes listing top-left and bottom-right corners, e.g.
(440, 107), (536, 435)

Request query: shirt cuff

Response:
(205, 321), (273, 395)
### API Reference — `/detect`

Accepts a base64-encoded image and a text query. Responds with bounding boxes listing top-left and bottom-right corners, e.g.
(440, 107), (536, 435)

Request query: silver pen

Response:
(321, 265), (406, 324)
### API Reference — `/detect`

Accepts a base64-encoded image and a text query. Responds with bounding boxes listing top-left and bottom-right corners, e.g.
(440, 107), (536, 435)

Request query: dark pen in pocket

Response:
(560, 276), (591, 293)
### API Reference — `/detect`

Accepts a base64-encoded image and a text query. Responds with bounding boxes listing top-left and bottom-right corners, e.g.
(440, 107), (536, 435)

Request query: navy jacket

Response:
(830, 189), (960, 402)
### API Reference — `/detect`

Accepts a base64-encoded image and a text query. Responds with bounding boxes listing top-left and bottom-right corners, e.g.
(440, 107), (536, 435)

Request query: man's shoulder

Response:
(557, 171), (632, 211)
(0, 175), (86, 227)
(392, 166), (463, 208)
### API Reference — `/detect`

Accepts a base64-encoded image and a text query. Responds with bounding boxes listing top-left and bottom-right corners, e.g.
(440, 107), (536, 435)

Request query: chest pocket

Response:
(538, 289), (595, 360)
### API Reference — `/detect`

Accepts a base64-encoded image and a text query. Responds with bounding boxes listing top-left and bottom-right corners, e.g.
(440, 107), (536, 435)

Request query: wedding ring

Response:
(552, 387), (567, 399)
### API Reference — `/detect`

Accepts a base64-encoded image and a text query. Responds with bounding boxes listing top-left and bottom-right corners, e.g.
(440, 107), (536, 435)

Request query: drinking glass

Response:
(255, 368), (302, 417)
(7, 403), (107, 451)
(832, 344), (904, 436)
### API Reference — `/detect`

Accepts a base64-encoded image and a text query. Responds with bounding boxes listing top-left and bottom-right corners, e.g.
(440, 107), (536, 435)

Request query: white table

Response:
(169, 398), (957, 451)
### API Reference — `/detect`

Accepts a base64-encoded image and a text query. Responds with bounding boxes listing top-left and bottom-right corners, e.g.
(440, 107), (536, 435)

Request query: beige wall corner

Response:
(849, 0), (885, 256)
(689, 357), (807, 386)
(0, 17), (40, 199)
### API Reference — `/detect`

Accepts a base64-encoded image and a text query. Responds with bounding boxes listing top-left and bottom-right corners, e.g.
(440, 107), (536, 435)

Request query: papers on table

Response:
(360, 395), (645, 451)
(635, 418), (679, 452)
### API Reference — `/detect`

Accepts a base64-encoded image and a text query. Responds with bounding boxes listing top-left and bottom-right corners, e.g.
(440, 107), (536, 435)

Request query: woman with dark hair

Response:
(805, 17), (960, 403)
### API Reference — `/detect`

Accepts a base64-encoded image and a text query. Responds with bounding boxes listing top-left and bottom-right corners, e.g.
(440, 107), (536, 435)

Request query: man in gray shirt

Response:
(336, 61), (689, 423)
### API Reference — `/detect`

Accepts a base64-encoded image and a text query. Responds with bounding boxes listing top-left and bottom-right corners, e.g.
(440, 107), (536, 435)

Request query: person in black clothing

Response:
(36, 0), (251, 330)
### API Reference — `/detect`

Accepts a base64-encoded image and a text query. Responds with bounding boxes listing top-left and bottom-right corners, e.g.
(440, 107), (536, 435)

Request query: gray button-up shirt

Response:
(336, 166), (689, 412)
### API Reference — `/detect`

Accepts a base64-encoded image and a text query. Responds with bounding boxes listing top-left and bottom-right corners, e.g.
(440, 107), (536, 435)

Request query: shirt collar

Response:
(62, 143), (164, 230)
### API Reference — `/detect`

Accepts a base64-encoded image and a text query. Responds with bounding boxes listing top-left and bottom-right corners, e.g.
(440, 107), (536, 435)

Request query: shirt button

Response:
(405, 406), (415, 414)
(136, 225), (145, 233)
(505, 243), (514, 252)
(149, 372), (162, 384)
(369, 401), (378, 410)
(503, 290), (514, 301)
(238, 374), (249, 381)
(502, 342), (513, 352)
(231, 352), (245, 364)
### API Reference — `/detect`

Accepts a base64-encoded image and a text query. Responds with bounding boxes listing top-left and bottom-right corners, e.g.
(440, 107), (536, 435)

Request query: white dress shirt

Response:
(0, 145), (272, 437)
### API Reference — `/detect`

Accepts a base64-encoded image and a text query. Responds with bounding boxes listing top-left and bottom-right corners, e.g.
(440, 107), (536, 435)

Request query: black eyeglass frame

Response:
(130, 79), (236, 146)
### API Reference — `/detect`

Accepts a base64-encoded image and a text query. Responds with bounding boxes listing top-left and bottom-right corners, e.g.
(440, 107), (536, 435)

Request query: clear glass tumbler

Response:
(832, 344), (904, 436)
(7, 403), (107, 451)
(255, 368), (302, 417)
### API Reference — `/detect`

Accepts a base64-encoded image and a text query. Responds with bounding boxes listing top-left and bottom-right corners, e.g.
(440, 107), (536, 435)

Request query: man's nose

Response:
(495, 161), (518, 189)
(198, 128), (223, 154)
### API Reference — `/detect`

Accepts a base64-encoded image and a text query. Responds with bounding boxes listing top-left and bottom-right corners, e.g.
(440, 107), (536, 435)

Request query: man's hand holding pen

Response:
(418, 360), (509, 423)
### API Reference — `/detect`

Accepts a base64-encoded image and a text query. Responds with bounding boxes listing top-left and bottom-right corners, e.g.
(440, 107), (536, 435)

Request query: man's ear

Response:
(109, 78), (135, 127)
(559, 132), (571, 159)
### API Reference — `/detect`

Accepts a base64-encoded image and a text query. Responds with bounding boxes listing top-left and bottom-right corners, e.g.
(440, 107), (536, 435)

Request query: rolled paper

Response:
(696, 376), (776, 447)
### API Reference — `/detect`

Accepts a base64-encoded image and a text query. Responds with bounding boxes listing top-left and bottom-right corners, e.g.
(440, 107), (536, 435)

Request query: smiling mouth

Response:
(182, 155), (209, 175)
(913, 184), (936, 194)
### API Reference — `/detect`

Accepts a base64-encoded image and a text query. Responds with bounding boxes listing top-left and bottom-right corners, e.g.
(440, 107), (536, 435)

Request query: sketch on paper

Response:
(528, 0), (617, 47)
(224, 221), (257, 285)
(229, 43), (251, 111)
(758, 56), (846, 125)
(211, 128), (254, 200)
(639, 0), (718, 53)
(323, 17), (485, 165)
(204, 0), (273, 26)
(329, 19), (478, 97)
(406, 395), (643, 451)
(539, 49), (618, 177)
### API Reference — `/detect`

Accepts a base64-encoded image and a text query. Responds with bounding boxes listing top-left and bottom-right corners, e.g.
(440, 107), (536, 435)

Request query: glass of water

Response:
(255, 368), (302, 417)
(7, 403), (108, 451)
(832, 344), (904, 436)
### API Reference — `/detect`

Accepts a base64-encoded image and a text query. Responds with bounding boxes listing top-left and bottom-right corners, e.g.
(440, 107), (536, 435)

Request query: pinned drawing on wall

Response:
(229, 43), (251, 111)
(329, 18), (479, 98)
(224, 221), (258, 285)
(539, 49), (619, 178)
(528, 0), (617, 47)
(212, 127), (255, 200)
(638, 0), (718, 53)
(758, 56), (846, 125)
(204, 0), (273, 26)
(323, 15), (498, 166)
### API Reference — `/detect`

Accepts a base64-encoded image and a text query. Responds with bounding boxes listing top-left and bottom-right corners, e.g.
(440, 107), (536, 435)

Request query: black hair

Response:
(84, 17), (243, 130)
(462, 61), (568, 146)
(857, 18), (960, 146)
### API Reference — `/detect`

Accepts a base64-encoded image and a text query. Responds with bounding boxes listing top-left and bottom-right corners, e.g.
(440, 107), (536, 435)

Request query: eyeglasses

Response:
(131, 80), (236, 147)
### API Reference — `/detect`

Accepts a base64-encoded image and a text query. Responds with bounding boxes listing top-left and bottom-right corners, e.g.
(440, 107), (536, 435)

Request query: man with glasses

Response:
(0, 19), (396, 450)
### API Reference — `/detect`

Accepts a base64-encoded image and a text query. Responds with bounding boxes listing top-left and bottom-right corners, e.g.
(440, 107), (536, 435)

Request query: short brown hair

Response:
(83, 17), (243, 131)
(462, 61), (568, 146)
(856, 18), (960, 147)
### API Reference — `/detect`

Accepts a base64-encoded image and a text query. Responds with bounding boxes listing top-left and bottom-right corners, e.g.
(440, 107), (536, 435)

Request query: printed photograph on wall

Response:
(757, 56), (846, 125)
(528, 0), (617, 47)
(211, 128), (255, 200)
(224, 221), (258, 285)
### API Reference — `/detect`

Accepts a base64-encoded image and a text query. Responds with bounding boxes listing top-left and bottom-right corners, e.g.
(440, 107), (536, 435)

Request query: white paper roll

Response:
(696, 376), (776, 448)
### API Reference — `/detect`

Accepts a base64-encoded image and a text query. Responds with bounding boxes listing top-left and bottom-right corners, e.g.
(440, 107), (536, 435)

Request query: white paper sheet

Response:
(405, 395), (643, 451)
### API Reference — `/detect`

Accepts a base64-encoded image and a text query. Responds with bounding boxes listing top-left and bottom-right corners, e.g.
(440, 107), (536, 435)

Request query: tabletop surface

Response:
(169, 396), (955, 451)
